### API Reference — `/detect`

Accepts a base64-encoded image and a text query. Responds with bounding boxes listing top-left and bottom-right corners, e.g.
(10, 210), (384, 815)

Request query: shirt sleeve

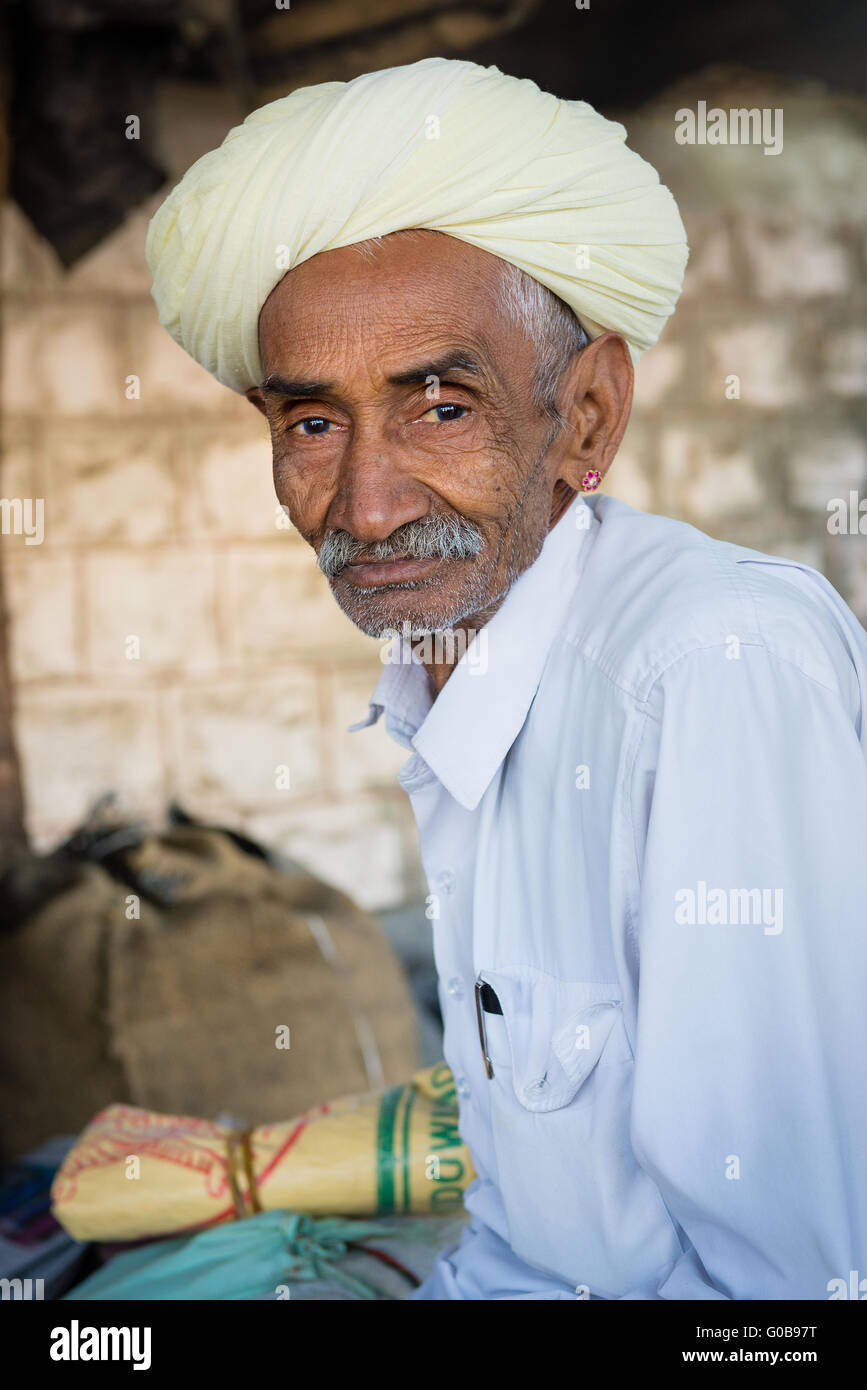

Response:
(627, 640), (867, 1300)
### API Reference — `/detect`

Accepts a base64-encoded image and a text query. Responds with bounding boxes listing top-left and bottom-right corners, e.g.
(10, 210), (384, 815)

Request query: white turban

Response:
(146, 57), (688, 394)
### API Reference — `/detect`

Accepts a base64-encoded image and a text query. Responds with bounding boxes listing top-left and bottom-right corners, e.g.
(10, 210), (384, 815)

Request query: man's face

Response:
(249, 231), (616, 638)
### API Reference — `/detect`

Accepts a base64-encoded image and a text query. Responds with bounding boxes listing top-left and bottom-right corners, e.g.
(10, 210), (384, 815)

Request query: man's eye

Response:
(289, 416), (332, 436)
(419, 403), (468, 424)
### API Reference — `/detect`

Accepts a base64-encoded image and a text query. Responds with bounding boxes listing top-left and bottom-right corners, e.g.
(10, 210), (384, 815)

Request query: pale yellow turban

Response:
(146, 57), (688, 394)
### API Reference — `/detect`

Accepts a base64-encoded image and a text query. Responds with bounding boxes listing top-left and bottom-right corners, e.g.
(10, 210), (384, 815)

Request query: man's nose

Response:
(328, 432), (429, 544)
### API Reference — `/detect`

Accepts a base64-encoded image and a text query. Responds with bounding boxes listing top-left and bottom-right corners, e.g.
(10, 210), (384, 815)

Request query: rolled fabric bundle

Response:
(63, 1210), (465, 1301)
(51, 1064), (474, 1243)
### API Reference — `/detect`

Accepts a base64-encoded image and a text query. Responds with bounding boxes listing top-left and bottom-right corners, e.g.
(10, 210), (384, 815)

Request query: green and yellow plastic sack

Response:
(52, 1064), (475, 1243)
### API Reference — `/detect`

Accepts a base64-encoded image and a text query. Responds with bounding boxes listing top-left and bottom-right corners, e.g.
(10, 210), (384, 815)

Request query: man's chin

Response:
(339, 606), (463, 642)
(329, 581), (479, 641)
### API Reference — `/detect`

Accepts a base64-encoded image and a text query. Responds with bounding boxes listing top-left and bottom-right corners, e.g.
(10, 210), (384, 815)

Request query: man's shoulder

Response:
(563, 494), (866, 705)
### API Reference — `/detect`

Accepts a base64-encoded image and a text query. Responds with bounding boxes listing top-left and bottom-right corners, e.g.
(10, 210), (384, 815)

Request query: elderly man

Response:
(147, 57), (867, 1301)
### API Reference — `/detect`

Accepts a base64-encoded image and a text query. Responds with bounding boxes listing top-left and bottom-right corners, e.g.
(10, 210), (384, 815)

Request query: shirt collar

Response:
(347, 497), (599, 810)
(347, 642), (435, 751)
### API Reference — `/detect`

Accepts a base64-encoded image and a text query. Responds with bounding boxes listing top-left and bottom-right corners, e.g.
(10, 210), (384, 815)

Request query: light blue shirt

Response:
(348, 493), (867, 1300)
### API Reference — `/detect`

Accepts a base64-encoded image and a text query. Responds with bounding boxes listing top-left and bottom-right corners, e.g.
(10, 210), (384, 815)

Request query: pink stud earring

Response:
(581, 469), (601, 493)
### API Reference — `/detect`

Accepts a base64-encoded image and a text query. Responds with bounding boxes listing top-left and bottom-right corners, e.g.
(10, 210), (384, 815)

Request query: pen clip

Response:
(474, 977), (495, 1079)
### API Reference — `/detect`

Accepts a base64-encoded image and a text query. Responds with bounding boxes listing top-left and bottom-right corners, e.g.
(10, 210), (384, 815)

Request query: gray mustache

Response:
(319, 513), (484, 578)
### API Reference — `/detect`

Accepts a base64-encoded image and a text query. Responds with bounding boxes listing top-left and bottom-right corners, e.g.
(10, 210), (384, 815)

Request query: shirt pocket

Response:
(477, 967), (681, 1296)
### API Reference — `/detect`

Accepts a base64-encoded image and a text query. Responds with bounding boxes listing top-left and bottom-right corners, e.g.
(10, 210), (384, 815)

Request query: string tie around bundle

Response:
(224, 1127), (262, 1219)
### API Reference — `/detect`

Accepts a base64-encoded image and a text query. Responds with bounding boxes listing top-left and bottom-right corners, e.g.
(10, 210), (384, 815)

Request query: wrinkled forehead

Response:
(256, 230), (518, 379)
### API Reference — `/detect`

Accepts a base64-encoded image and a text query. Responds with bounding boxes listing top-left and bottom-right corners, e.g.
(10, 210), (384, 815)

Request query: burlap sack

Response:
(0, 822), (419, 1160)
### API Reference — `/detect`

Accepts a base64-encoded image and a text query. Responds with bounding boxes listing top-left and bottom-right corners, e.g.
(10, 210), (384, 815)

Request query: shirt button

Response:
(446, 976), (465, 1001)
(456, 1076), (471, 1101)
(524, 1078), (548, 1100)
(435, 868), (456, 894)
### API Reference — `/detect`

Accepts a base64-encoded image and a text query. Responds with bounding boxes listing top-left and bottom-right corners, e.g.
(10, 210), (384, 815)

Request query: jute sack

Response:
(0, 823), (419, 1160)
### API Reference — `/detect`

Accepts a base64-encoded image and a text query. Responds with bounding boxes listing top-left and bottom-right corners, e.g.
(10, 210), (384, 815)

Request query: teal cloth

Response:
(63, 1210), (435, 1301)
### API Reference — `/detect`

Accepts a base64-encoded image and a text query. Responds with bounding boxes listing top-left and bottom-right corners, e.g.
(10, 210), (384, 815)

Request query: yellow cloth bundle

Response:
(146, 56), (688, 393)
(51, 1064), (474, 1243)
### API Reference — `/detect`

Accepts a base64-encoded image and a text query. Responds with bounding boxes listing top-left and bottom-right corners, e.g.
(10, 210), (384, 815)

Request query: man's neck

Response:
(419, 603), (502, 695)
(419, 487), (579, 695)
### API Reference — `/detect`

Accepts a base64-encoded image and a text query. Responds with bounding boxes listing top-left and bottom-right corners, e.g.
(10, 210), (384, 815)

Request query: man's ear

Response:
(246, 386), (268, 417)
(557, 331), (634, 488)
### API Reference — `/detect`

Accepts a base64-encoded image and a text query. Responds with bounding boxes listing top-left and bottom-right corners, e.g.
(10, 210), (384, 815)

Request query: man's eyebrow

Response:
(261, 373), (334, 398)
(260, 353), (484, 398)
(387, 353), (483, 387)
